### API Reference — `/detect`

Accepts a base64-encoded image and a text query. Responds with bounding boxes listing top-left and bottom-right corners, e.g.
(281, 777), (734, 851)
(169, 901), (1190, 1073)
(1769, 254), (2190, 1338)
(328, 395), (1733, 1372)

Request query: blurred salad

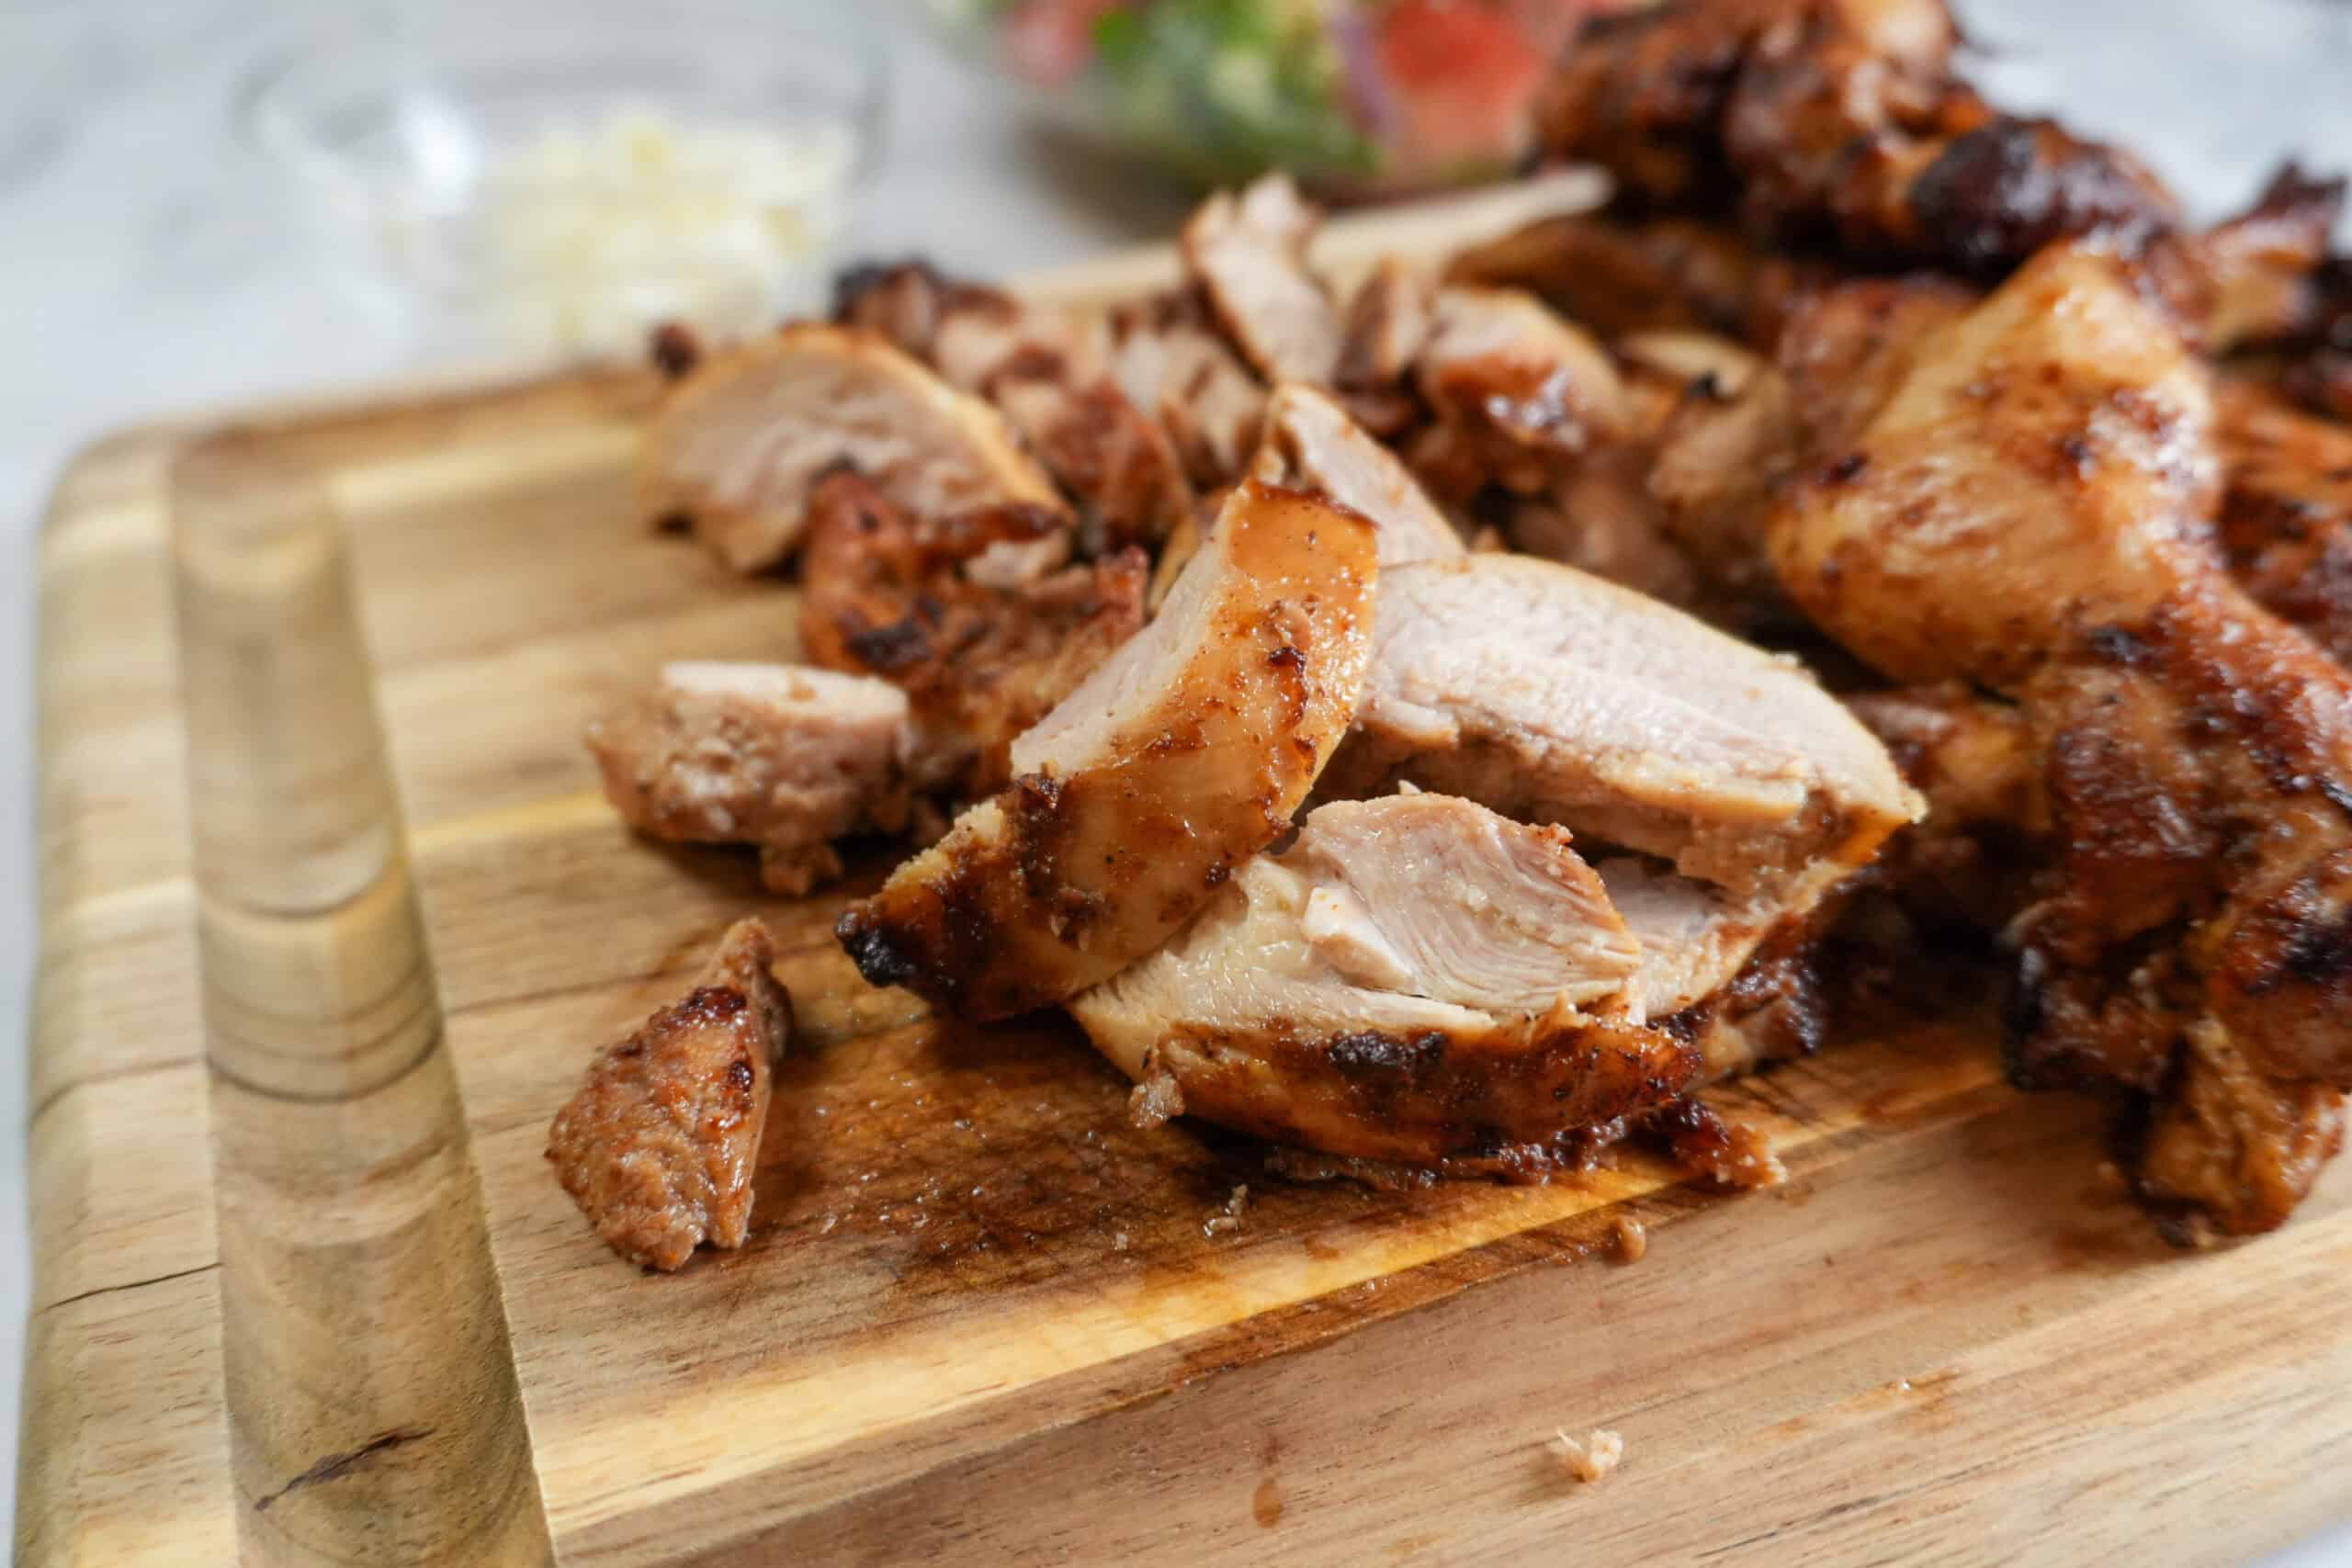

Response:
(925, 0), (1648, 197)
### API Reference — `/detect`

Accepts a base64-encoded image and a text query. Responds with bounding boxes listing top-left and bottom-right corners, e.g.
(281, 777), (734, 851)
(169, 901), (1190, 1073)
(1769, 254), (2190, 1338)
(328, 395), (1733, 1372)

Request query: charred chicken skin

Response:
(1769, 243), (2352, 1235)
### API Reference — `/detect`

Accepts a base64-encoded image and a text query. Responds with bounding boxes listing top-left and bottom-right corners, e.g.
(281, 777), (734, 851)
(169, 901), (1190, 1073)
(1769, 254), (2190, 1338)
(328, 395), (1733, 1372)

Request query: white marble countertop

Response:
(4, 1), (2349, 1556)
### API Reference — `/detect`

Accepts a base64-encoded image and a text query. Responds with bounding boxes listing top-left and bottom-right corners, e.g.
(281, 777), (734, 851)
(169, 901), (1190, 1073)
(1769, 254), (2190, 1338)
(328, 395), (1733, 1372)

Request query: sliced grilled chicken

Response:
(1182, 174), (1346, 385)
(798, 469), (1147, 796)
(1338, 257), (1437, 391)
(1109, 293), (1272, 488)
(1324, 553), (1920, 892)
(1072, 793), (1701, 1163)
(1251, 385), (1466, 566)
(640, 322), (1069, 573)
(873, 279), (1199, 556)
(586, 661), (912, 896)
(837, 479), (1379, 1020)
(1409, 286), (1631, 499)
(548, 918), (792, 1270)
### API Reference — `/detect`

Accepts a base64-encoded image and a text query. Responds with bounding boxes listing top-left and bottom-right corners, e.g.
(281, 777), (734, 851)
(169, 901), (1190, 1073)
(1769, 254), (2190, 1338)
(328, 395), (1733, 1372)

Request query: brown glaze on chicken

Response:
(1072, 793), (1701, 1163)
(1539, 0), (2176, 274)
(1767, 242), (2352, 1234)
(640, 323), (1070, 573)
(798, 470), (1147, 795)
(1408, 287), (1631, 501)
(585, 661), (912, 896)
(1326, 553), (1919, 892)
(2214, 378), (2352, 669)
(548, 919), (792, 1270)
(837, 480), (1378, 1020)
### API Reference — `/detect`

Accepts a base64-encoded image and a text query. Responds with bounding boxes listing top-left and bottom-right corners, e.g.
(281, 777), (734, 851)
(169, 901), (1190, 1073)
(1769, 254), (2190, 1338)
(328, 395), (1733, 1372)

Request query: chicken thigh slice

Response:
(1325, 553), (1919, 891)
(640, 322), (1069, 573)
(586, 661), (912, 896)
(1072, 793), (1699, 1164)
(837, 479), (1378, 1020)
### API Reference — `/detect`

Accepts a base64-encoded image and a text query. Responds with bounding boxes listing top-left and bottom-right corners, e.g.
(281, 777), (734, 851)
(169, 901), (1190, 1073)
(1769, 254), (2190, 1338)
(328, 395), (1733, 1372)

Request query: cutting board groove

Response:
(21, 183), (2352, 1565)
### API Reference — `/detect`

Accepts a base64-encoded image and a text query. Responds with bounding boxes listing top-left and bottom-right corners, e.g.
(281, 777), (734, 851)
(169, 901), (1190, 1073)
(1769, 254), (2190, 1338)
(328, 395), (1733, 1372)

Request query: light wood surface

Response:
(20, 188), (2352, 1566)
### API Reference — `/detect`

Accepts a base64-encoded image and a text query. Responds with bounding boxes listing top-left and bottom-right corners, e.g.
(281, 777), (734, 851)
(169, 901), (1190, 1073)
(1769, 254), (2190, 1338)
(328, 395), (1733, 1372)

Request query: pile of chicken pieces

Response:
(552, 0), (2352, 1269)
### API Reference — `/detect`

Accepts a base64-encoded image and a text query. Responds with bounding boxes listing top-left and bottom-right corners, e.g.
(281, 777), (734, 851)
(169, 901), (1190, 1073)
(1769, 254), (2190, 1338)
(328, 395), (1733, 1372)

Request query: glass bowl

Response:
(241, 0), (888, 361)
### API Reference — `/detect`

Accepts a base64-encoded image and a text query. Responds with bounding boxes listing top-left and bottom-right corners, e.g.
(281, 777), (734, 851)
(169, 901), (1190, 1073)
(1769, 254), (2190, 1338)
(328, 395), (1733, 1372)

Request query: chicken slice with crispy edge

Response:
(837, 479), (1378, 1021)
(548, 918), (792, 1270)
(1072, 793), (1700, 1165)
(1181, 173), (1347, 387)
(1767, 242), (2352, 1235)
(640, 322), (1070, 574)
(797, 468), (1147, 798)
(1149, 382), (1464, 619)
(1322, 552), (1920, 895)
(586, 661), (912, 896)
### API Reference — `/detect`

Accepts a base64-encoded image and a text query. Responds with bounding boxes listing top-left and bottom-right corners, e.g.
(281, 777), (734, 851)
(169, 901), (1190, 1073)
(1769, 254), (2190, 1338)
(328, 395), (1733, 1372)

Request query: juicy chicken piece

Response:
(1767, 242), (2352, 1233)
(1109, 293), (1272, 488)
(837, 480), (1378, 1020)
(1071, 793), (1702, 1163)
(1251, 385), (1466, 566)
(548, 919), (792, 1270)
(2214, 378), (2352, 668)
(1181, 174), (1345, 386)
(838, 264), (1196, 554)
(586, 661), (911, 896)
(641, 323), (1069, 573)
(1409, 287), (1631, 500)
(1538, 0), (2177, 274)
(1323, 553), (1920, 893)
(798, 469), (1147, 795)
(1650, 276), (1977, 625)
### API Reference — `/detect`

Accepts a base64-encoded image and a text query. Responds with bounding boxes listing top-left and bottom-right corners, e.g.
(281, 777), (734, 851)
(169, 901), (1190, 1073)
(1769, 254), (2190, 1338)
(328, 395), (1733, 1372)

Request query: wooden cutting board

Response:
(22, 178), (2352, 1567)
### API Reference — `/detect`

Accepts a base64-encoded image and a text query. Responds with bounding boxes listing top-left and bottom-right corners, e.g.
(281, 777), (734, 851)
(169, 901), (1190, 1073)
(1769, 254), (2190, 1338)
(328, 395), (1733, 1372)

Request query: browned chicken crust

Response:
(837, 479), (1379, 1020)
(798, 469), (1148, 796)
(2215, 378), (2352, 669)
(1768, 243), (2352, 1234)
(1538, 0), (2177, 274)
(548, 919), (792, 1270)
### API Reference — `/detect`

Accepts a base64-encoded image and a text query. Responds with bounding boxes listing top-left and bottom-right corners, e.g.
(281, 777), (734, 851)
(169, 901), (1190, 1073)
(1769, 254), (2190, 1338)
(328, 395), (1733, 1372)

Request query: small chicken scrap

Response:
(585, 661), (913, 896)
(548, 919), (792, 1270)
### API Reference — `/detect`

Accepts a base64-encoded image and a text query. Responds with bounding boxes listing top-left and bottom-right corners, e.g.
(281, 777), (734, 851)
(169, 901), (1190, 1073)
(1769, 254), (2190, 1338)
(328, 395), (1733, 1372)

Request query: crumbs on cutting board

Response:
(1549, 1428), (1623, 1484)
(1204, 1184), (1250, 1237)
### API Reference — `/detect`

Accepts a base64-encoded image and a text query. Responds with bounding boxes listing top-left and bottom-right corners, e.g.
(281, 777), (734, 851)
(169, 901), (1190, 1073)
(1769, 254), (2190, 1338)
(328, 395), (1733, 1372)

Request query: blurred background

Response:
(3, 0), (2349, 1551)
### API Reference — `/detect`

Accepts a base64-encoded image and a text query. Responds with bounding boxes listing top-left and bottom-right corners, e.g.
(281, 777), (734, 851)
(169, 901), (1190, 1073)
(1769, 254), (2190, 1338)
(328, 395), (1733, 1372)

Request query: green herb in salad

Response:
(1087, 0), (1378, 186)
